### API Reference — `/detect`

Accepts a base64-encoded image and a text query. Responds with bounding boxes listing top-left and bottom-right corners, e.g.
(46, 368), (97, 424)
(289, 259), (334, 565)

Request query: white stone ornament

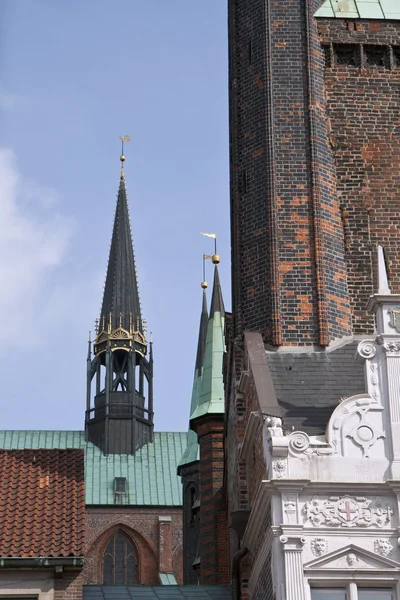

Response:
(346, 552), (359, 566)
(303, 495), (394, 528)
(288, 431), (310, 455)
(311, 538), (327, 556)
(374, 539), (393, 557)
(273, 459), (286, 478)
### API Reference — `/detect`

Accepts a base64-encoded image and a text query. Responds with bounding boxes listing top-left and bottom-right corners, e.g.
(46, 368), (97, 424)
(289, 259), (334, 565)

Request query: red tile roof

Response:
(0, 449), (85, 557)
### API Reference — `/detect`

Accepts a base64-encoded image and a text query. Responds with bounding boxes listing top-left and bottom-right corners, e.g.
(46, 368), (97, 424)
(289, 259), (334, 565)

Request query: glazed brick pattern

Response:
(55, 571), (83, 600)
(228, 0), (351, 346)
(195, 418), (229, 585)
(318, 19), (400, 334)
(84, 507), (183, 585)
(0, 449), (85, 557)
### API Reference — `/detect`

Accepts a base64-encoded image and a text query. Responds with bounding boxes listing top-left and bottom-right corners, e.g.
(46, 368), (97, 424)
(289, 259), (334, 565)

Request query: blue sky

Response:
(0, 1), (229, 432)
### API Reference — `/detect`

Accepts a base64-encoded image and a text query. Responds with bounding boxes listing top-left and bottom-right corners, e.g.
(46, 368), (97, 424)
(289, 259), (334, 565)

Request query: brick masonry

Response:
(84, 507), (183, 585)
(318, 18), (400, 334)
(228, 0), (352, 347)
(55, 571), (84, 600)
(193, 417), (229, 585)
(180, 461), (200, 584)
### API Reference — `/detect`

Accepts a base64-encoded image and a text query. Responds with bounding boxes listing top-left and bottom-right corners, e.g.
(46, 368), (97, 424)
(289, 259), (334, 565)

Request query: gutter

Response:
(0, 557), (84, 568)
(232, 546), (249, 600)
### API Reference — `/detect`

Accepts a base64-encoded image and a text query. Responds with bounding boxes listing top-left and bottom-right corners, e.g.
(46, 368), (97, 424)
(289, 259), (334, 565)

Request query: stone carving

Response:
(288, 431), (310, 455)
(388, 307), (400, 334)
(346, 552), (359, 566)
(266, 417), (284, 438)
(358, 341), (377, 360)
(303, 495), (394, 528)
(283, 496), (297, 523)
(382, 341), (400, 355)
(311, 538), (327, 557)
(345, 409), (385, 458)
(374, 539), (393, 556)
(273, 459), (286, 478)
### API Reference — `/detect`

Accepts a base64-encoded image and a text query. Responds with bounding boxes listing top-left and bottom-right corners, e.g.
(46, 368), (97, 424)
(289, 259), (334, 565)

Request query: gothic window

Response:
(103, 529), (138, 585)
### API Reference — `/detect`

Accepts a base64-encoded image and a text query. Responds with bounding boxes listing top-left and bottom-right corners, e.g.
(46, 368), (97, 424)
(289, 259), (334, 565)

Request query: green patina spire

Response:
(190, 266), (225, 424)
(315, 0), (400, 19)
(178, 290), (208, 472)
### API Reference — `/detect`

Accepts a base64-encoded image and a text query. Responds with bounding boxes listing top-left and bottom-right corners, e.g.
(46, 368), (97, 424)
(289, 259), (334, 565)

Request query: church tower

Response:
(85, 148), (153, 455)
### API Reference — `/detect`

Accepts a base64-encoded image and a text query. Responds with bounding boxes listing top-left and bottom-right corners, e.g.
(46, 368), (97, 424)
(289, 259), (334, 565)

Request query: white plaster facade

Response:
(0, 570), (54, 599)
(242, 250), (400, 599)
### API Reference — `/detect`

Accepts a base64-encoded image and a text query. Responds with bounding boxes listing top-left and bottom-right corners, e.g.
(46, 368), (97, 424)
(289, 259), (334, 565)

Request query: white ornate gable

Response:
(304, 543), (400, 572)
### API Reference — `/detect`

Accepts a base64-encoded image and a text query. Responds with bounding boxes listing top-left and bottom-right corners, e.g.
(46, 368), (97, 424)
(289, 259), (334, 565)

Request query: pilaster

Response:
(279, 534), (307, 600)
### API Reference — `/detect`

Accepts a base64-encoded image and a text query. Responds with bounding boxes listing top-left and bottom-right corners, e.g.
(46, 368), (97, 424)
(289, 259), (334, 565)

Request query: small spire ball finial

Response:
(201, 281), (208, 289)
(120, 155), (126, 162)
(212, 254), (220, 265)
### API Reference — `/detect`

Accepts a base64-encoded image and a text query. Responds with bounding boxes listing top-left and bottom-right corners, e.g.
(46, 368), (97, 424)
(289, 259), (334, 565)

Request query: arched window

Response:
(103, 529), (138, 584)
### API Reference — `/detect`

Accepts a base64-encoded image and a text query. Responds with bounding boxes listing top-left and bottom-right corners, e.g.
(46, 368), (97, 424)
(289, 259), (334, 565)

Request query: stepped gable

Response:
(0, 448), (85, 557)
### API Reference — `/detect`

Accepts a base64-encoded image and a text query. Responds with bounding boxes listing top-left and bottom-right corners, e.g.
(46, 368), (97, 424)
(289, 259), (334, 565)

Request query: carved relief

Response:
(345, 409), (385, 458)
(303, 495), (394, 528)
(266, 417), (283, 438)
(329, 394), (385, 458)
(346, 552), (359, 566)
(358, 341), (377, 360)
(283, 495), (297, 524)
(273, 459), (286, 478)
(311, 538), (327, 557)
(388, 308), (400, 334)
(288, 431), (311, 456)
(374, 539), (393, 557)
(381, 340), (400, 355)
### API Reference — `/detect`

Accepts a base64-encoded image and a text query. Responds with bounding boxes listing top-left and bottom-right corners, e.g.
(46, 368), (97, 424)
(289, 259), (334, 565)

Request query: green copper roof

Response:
(190, 267), (225, 422)
(0, 430), (186, 506)
(315, 0), (400, 19)
(178, 291), (208, 472)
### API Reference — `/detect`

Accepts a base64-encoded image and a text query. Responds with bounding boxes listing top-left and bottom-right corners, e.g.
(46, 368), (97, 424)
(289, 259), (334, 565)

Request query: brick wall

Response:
(228, 0), (351, 347)
(84, 506), (183, 585)
(54, 571), (83, 600)
(180, 461), (200, 584)
(194, 417), (229, 585)
(318, 18), (400, 334)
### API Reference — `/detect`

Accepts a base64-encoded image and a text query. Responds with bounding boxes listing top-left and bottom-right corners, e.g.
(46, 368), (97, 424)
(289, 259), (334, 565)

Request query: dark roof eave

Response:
(0, 557), (84, 569)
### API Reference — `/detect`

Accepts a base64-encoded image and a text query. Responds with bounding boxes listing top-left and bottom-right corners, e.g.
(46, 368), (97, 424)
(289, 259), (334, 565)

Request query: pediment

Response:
(304, 543), (400, 571)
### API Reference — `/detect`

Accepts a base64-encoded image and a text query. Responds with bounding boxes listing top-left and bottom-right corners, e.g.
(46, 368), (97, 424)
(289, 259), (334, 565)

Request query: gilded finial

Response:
(202, 253), (212, 290)
(119, 135), (131, 174)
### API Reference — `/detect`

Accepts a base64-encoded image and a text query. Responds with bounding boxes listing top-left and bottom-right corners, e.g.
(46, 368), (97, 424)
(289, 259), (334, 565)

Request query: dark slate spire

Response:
(100, 173), (142, 335)
(195, 290), (209, 376)
(210, 265), (225, 318)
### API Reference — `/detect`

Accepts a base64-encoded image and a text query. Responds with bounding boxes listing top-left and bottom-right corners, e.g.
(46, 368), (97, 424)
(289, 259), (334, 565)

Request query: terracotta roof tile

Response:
(0, 449), (85, 557)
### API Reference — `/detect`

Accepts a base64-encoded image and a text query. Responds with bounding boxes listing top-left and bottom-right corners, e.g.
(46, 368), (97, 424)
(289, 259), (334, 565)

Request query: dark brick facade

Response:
(318, 18), (400, 334)
(180, 462), (200, 584)
(228, 0), (352, 347)
(84, 507), (183, 585)
(193, 417), (229, 585)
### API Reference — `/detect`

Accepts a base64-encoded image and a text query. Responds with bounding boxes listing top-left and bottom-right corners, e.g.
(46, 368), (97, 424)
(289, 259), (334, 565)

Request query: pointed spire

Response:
(210, 265), (225, 318)
(190, 265), (226, 424)
(99, 158), (142, 336)
(178, 290), (209, 472)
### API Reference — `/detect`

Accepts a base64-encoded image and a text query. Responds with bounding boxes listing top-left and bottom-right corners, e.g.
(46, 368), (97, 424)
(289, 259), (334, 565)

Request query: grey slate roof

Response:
(100, 173), (142, 334)
(83, 586), (232, 599)
(266, 340), (365, 435)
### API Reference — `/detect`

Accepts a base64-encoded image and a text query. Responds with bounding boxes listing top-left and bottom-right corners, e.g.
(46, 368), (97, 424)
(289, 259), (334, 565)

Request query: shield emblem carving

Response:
(388, 307), (400, 333)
